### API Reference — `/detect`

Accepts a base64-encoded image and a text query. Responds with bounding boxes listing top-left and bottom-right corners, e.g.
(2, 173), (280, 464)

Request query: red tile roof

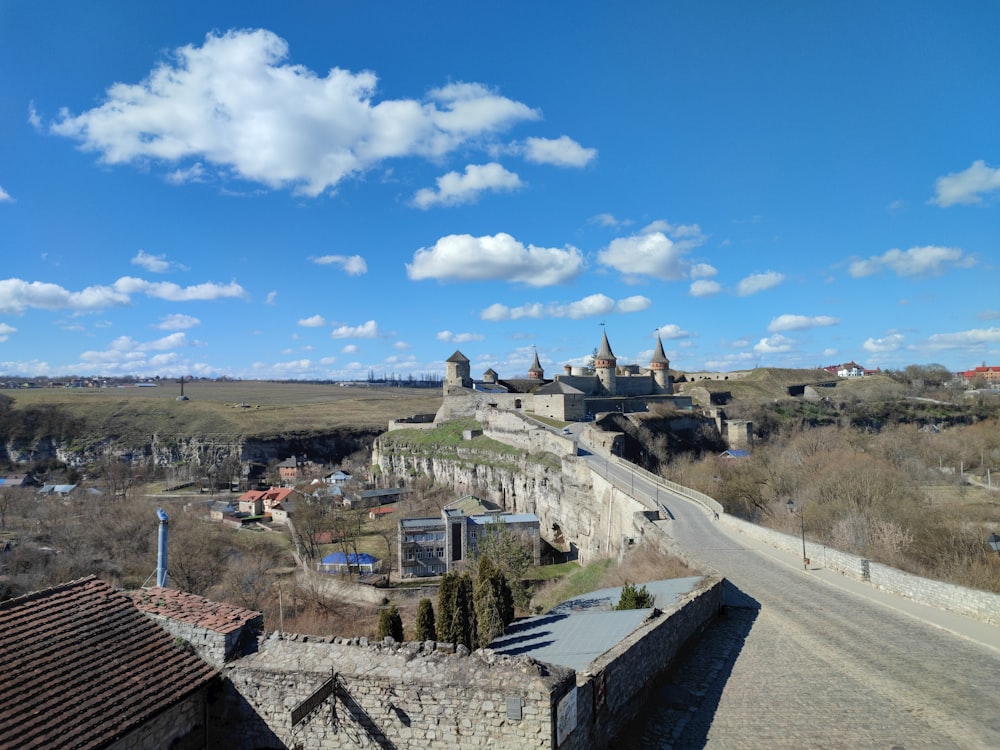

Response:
(130, 587), (261, 635)
(0, 576), (217, 749)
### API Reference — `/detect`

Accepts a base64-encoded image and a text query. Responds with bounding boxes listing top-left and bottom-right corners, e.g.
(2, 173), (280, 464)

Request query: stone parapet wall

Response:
(218, 636), (574, 749)
(561, 577), (724, 749)
(720, 515), (1000, 625)
(478, 408), (576, 456)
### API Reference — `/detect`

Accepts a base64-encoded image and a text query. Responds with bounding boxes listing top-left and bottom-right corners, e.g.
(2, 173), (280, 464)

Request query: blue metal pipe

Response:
(156, 508), (169, 588)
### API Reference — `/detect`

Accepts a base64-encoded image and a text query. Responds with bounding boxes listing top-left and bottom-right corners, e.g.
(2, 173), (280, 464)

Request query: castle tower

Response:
(445, 351), (472, 391)
(528, 350), (544, 380)
(594, 330), (618, 395)
(650, 332), (672, 394)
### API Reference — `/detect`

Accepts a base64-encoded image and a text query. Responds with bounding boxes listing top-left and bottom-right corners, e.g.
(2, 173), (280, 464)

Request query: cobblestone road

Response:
(618, 488), (1000, 750)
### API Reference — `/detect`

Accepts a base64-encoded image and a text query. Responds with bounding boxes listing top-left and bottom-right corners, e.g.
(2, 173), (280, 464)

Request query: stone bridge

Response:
(589, 451), (1000, 749)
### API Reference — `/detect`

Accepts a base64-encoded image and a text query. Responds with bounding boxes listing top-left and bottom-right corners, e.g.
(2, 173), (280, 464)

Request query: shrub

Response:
(615, 581), (654, 610)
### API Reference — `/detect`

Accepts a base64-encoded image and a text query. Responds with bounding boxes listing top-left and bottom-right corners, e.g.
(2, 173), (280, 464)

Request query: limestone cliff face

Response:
(2, 430), (378, 471)
(373, 438), (644, 563)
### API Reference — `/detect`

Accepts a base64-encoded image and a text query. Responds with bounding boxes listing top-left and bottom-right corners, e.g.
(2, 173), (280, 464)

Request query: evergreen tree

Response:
(475, 520), (532, 611)
(474, 555), (509, 647)
(377, 604), (404, 641)
(436, 572), (459, 643)
(416, 598), (436, 641)
(615, 582), (654, 610)
(454, 573), (478, 650)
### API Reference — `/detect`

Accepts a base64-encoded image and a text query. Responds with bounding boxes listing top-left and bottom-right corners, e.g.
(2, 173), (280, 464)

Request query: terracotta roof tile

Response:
(129, 587), (261, 635)
(0, 576), (217, 749)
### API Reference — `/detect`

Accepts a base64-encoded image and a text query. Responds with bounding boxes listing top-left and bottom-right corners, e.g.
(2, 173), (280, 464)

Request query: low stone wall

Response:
(218, 636), (575, 749)
(214, 577), (723, 750)
(479, 408), (576, 456)
(720, 515), (1000, 625)
(561, 576), (725, 749)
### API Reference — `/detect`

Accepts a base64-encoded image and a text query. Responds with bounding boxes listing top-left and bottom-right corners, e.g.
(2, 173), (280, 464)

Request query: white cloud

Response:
(393, 341), (411, 350)
(977, 310), (1000, 321)
(437, 330), (485, 343)
(165, 162), (207, 184)
(407, 233), (583, 286)
(131, 249), (186, 273)
(597, 221), (706, 281)
(156, 313), (200, 330)
(341, 344), (359, 354)
(331, 320), (379, 339)
(0, 185), (12, 203)
(589, 213), (632, 228)
(480, 293), (648, 321)
(0, 323), (16, 342)
(931, 160), (1000, 207)
(754, 335), (794, 354)
(112, 276), (247, 301)
(50, 29), (540, 196)
(737, 271), (784, 296)
(480, 302), (545, 321)
(553, 294), (616, 320)
(320, 356), (337, 365)
(862, 333), (905, 353)
(690, 263), (717, 279)
(849, 246), (972, 278)
(923, 327), (1000, 350)
(298, 314), (327, 327)
(412, 163), (522, 208)
(265, 291), (278, 305)
(616, 296), (652, 313)
(312, 254), (368, 275)
(768, 314), (839, 332)
(521, 135), (596, 167)
(77, 332), (192, 371)
(657, 324), (689, 339)
(0, 278), (128, 313)
(689, 280), (721, 297)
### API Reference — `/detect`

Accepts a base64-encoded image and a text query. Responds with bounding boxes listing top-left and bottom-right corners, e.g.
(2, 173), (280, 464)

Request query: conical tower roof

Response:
(595, 330), (616, 361)
(446, 350), (470, 363)
(650, 333), (669, 365)
(528, 350), (544, 376)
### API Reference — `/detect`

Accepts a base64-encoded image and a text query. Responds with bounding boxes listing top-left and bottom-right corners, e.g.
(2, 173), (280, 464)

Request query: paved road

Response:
(590, 456), (1000, 749)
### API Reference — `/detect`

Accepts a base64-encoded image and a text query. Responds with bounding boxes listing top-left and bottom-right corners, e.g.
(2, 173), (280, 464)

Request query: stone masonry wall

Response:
(108, 690), (208, 750)
(561, 576), (725, 749)
(138, 613), (238, 668)
(217, 636), (575, 749)
(478, 407), (576, 456)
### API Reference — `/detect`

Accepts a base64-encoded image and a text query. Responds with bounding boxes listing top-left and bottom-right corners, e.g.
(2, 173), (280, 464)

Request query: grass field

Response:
(7, 382), (443, 436)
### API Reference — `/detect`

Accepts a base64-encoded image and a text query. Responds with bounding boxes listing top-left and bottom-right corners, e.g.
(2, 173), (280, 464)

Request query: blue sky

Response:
(1, 2), (998, 381)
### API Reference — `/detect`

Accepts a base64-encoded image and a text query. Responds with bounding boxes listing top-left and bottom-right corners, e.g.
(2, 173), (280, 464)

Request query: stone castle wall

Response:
(212, 575), (723, 750)
(217, 636), (575, 749)
(478, 408), (576, 456)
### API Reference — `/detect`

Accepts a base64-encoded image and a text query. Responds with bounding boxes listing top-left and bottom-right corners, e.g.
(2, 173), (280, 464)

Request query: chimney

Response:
(156, 508), (169, 588)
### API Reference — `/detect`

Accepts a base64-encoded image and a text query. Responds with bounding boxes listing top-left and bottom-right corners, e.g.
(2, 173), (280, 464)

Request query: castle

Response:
(441, 330), (691, 421)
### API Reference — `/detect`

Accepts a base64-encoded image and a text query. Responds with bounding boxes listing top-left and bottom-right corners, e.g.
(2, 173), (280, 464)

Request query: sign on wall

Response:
(556, 686), (578, 746)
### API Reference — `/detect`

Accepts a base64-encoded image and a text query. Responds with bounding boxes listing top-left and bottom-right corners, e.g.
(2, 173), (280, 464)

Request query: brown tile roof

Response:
(0, 576), (217, 749)
(129, 587), (261, 635)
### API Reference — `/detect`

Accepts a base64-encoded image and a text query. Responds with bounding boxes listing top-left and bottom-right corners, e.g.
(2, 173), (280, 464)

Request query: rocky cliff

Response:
(373, 432), (648, 564)
(1, 429), (380, 471)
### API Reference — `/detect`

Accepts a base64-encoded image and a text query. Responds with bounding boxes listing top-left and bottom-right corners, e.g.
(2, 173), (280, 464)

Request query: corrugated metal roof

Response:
(489, 577), (702, 672)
